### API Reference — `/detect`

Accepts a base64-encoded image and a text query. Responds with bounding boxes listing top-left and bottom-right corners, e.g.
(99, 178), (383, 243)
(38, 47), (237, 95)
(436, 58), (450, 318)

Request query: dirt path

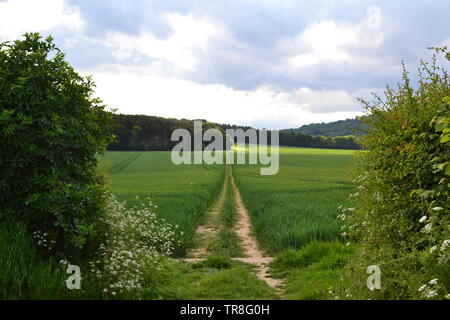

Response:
(187, 166), (229, 258)
(184, 165), (283, 296)
(230, 173), (283, 293)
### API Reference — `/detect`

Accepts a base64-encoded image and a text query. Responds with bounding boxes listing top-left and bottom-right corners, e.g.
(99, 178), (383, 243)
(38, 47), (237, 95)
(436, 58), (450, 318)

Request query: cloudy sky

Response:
(1, 0), (449, 129)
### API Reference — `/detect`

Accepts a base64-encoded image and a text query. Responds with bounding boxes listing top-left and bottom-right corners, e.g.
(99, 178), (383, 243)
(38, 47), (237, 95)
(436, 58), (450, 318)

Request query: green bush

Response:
(0, 34), (115, 259)
(343, 48), (450, 299)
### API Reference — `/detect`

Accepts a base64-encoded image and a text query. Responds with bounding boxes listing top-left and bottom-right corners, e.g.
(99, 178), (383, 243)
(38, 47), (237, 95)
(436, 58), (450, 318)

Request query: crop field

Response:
(100, 151), (225, 255)
(233, 146), (356, 254)
(101, 147), (356, 256)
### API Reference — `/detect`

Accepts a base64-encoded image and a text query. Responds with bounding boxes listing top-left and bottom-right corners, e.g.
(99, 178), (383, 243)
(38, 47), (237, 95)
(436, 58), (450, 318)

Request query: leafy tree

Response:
(0, 33), (115, 259)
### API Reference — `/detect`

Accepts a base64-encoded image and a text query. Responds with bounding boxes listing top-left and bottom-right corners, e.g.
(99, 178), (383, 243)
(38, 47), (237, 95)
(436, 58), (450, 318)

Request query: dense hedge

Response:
(343, 48), (450, 299)
(0, 34), (115, 259)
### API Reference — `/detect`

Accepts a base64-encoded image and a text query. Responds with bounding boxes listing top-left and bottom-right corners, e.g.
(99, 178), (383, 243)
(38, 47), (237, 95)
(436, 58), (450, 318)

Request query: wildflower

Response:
(441, 239), (450, 251)
(419, 215), (427, 223)
(90, 194), (175, 296)
(424, 289), (438, 298)
(418, 285), (427, 292)
(423, 223), (433, 233)
(429, 279), (438, 285)
(430, 246), (437, 253)
(432, 207), (443, 211)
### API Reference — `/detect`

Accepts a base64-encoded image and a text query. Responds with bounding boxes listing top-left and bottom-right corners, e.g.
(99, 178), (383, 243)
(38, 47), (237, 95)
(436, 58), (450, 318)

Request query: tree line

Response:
(109, 114), (362, 151)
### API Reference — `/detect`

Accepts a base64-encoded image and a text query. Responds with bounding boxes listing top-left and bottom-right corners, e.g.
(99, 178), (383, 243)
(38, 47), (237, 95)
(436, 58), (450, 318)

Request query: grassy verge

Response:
(270, 241), (355, 300)
(151, 255), (277, 300)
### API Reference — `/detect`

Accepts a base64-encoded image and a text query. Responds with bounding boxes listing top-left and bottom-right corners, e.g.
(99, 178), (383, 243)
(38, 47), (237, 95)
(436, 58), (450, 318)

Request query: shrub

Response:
(0, 33), (115, 258)
(343, 48), (450, 299)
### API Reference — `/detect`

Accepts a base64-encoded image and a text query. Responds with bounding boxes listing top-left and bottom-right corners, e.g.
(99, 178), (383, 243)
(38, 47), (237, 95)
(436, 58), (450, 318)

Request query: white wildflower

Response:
(423, 223), (433, 233)
(419, 215), (427, 223)
(429, 278), (438, 285)
(441, 239), (450, 251)
(424, 289), (438, 298)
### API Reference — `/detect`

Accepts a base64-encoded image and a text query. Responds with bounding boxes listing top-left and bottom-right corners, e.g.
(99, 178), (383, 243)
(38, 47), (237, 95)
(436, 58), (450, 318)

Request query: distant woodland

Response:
(109, 114), (362, 151)
(291, 118), (368, 137)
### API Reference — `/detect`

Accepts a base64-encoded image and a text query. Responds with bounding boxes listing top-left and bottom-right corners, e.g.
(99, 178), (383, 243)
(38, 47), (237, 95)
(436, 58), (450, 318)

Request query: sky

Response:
(1, 0), (449, 129)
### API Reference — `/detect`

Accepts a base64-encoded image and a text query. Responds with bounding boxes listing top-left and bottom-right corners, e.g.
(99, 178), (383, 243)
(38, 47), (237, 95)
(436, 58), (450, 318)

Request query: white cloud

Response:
(0, 0), (84, 40)
(285, 19), (385, 69)
(83, 64), (364, 129)
(103, 13), (223, 71)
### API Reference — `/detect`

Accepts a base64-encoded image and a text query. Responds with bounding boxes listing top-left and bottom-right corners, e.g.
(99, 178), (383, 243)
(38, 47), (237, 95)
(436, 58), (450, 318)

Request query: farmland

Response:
(100, 151), (225, 256)
(233, 146), (355, 254)
(100, 148), (356, 257)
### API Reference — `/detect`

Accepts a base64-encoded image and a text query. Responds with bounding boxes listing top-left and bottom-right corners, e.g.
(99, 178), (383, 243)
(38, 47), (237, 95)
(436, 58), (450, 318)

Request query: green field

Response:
(233, 146), (355, 254)
(101, 147), (356, 256)
(100, 151), (225, 256)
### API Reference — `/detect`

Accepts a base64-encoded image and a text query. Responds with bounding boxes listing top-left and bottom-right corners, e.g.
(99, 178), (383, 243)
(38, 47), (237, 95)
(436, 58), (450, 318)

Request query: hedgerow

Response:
(342, 48), (450, 299)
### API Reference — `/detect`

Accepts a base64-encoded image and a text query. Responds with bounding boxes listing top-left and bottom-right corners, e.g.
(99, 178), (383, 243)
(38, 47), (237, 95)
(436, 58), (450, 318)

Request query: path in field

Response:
(230, 173), (283, 293)
(186, 166), (229, 258)
(184, 165), (283, 296)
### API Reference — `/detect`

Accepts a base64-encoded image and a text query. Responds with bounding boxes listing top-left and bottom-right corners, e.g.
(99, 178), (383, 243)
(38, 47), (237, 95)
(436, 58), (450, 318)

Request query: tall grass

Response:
(0, 222), (102, 299)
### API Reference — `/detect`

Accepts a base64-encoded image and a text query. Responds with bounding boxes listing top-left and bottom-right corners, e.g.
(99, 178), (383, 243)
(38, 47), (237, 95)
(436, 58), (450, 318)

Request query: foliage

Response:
(0, 221), (105, 299)
(280, 130), (361, 150)
(110, 113), (361, 151)
(89, 195), (178, 298)
(343, 48), (450, 299)
(110, 114), (226, 151)
(291, 118), (368, 137)
(0, 33), (115, 258)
